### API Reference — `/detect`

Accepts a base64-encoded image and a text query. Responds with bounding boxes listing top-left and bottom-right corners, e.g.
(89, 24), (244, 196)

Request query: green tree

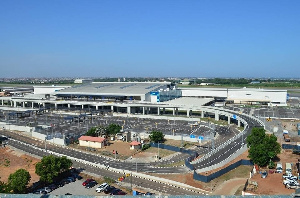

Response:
(246, 127), (281, 167)
(86, 127), (97, 137)
(246, 127), (266, 147)
(149, 130), (164, 143)
(106, 123), (121, 135)
(35, 155), (72, 183)
(8, 169), (31, 194)
(0, 177), (10, 193)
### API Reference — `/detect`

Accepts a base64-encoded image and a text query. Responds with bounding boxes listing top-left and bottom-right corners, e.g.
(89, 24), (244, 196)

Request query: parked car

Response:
(276, 163), (283, 173)
(283, 173), (298, 180)
(47, 184), (57, 191)
(33, 189), (47, 194)
(82, 179), (94, 186)
(85, 181), (98, 189)
(104, 186), (115, 194)
(283, 179), (300, 186)
(115, 190), (126, 195)
(286, 183), (299, 189)
(67, 176), (75, 182)
(261, 171), (268, 178)
(96, 183), (109, 193)
(110, 188), (121, 195)
(72, 173), (83, 180)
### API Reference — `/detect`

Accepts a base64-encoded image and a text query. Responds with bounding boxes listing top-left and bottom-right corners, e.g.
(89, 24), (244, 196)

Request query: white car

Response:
(283, 179), (300, 186)
(283, 173), (298, 180)
(286, 183), (299, 189)
(96, 183), (109, 193)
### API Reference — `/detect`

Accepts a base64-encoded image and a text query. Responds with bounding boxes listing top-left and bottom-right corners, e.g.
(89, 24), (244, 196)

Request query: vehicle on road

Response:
(85, 181), (98, 189)
(82, 179), (94, 186)
(96, 183), (109, 193)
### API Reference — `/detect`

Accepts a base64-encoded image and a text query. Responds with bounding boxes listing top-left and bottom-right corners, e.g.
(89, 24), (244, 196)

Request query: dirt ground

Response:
(0, 147), (40, 185)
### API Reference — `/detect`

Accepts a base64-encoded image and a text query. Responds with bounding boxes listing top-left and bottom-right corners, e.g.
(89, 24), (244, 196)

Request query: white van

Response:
(286, 163), (292, 174)
(276, 162), (283, 173)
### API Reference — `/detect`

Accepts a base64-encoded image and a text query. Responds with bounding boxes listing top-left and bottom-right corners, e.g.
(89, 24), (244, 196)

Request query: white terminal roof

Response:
(57, 82), (171, 96)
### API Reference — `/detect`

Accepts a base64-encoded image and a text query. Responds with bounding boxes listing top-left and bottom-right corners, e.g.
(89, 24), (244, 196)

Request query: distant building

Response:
(250, 81), (260, 84)
(78, 136), (106, 148)
(200, 83), (215, 86)
(74, 79), (92, 84)
(130, 141), (141, 150)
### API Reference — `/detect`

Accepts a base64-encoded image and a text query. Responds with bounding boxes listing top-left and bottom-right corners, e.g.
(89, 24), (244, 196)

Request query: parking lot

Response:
(49, 180), (103, 196)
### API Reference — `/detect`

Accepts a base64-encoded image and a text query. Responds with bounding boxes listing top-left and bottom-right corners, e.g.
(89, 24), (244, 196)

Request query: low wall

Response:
(193, 159), (253, 183)
(0, 122), (34, 133)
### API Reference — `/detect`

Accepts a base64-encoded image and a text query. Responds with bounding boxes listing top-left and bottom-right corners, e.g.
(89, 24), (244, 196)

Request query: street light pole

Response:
(157, 142), (160, 160)
(136, 161), (137, 172)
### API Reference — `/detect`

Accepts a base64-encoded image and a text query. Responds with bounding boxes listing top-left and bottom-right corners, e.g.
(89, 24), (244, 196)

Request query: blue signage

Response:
(190, 134), (195, 138)
(232, 114), (237, 119)
(198, 136), (204, 140)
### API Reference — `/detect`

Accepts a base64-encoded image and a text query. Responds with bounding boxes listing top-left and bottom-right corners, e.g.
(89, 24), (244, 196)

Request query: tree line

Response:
(0, 155), (72, 194)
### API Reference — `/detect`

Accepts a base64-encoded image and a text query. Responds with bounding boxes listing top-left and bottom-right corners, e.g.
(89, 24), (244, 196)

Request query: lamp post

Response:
(157, 142), (160, 160)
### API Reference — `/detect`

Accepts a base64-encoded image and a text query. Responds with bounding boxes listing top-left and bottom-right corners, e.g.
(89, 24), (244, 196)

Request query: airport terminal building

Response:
(0, 83), (287, 112)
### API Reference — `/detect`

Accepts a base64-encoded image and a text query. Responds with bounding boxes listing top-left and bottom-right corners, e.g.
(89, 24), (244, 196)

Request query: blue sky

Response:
(0, 0), (299, 78)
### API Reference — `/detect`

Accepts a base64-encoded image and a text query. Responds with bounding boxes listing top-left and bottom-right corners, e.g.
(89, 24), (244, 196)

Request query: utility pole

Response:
(131, 172), (133, 191)
(157, 142), (160, 159)
(44, 137), (47, 151)
(136, 161), (138, 172)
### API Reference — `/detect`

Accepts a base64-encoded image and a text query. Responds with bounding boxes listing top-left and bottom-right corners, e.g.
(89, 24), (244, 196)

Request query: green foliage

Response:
(269, 161), (275, 169)
(246, 128), (281, 167)
(0, 177), (10, 193)
(106, 123), (121, 135)
(35, 155), (72, 183)
(8, 169), (31, 194)
(4, 159), (10, 167)
(85, 127), (98, 137)
(103, 176), (116, 184)
(246, 127), (266, 148)
(149, 130), (165, 143)
(142, 144), (151, 151)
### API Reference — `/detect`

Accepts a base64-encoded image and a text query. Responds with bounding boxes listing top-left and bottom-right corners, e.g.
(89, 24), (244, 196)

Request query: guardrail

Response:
(8, 138), (210, 195)
(190, 107), (264, 165)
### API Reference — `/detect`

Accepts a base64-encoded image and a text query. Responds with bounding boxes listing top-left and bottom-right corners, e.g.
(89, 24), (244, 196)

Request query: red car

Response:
(82, 179), (94, 186)
(116, 191), (126, 195)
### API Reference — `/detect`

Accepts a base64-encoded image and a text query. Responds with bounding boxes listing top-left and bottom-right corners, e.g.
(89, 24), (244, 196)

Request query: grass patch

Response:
(143, 147), (175, 158)
(163, 139), (195, 148)
(200, 165), (253, 191)
(214, 165), (252, 182)
(201, 118), (228, 126)
(234, 185), (245, 195)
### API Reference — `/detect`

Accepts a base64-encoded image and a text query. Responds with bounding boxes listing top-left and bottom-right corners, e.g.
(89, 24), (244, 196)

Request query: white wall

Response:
(79, 140), (103, 148)
(180, 88), (287, 104)
(227, 89), (287, 104)
(181, 88), (228, 97)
